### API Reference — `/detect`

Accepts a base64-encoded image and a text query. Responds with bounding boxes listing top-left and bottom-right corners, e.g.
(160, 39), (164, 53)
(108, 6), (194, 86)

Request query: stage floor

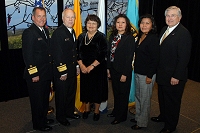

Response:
(0, 80), (200, 133)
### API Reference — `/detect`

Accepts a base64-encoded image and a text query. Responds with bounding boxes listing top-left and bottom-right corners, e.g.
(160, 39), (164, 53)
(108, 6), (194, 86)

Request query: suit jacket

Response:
(156, 23), (192, 86)
(107, 33), (135, 76)
(22, 23), (52, 81)
(134, 33), (159, 78)
(51, 24), (77, 78)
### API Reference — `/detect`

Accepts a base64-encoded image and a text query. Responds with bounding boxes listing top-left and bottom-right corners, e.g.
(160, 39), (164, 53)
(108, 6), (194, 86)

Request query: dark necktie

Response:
(42, 29), (47, 39)
(71, 30), (75, 42)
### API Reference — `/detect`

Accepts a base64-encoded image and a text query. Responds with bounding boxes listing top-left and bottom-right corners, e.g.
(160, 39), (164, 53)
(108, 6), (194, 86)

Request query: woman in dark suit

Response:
(77, 14), (108, 121)
(131, 14), (159, 130)
(107, 14), (135, 125)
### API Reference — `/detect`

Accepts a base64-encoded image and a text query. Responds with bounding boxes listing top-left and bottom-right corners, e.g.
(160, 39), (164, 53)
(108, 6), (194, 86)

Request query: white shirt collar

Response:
(63, 23), (73, 33)
(167, 22), (180, 33)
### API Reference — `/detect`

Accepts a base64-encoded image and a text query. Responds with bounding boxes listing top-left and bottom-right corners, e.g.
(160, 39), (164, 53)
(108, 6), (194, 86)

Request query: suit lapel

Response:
(32, 24), (48, 43)
(62, 24), (74, 43)
(160, 24), (181, 43)
(167, 24), (181, 39)
(116, 35), (128, 50)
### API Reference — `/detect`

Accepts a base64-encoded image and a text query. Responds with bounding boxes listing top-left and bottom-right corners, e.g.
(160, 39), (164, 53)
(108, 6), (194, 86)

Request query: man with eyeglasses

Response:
(51, 8), (80, 126)
(151, 6), (192, 133)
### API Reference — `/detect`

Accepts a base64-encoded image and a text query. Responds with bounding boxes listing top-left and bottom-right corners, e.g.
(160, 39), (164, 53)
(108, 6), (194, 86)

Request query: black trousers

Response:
(27, 79), (51, 129)
(158, 81), (186, 131)
(54, 76), (76, 122)
(110, 67), (132, 121)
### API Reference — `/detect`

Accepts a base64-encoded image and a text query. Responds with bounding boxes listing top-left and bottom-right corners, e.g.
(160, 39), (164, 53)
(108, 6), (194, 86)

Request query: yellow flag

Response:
(73, 0), (82, 39)
(73, 0), (84, 112)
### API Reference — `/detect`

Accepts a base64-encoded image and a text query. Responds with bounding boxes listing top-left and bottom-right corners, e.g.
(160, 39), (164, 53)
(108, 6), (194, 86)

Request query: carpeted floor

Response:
(0, 79), (200, 133)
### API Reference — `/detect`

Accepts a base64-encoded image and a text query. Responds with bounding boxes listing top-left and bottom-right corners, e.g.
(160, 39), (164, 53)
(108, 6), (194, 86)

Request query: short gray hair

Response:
(62, 8), (76, 19)
(164, 6), (182, 17)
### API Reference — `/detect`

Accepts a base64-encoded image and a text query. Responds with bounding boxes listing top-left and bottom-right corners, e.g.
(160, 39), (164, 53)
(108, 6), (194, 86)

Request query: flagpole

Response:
(152, 0), (154, 15)
(42, 0), (45, 8)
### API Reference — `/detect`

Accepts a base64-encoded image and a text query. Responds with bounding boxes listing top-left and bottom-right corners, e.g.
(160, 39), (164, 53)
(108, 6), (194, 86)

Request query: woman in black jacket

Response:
(131, 14), (159, 130)
(107, 14), (135, 125)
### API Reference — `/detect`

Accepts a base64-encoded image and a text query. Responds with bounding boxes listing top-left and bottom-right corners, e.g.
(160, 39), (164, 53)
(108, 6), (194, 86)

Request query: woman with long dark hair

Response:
(107, 14), (135, 125)
(131, 14), (159, 130)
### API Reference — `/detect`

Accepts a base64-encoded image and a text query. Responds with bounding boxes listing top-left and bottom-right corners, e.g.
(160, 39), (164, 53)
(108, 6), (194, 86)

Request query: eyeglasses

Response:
(87, 22), (97, 25)
(165, 14), (178, 18)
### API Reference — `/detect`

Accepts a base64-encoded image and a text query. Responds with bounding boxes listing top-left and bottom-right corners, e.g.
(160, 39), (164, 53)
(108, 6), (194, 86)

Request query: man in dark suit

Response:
(22, 7), (53, 131)
(151, 6), (192, 133)
(51, 8), (80, 126)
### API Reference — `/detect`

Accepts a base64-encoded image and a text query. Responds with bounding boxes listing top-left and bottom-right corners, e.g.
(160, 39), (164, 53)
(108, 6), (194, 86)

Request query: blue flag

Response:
(126, 0), (139, 106)
(35, 0), (43, 7)
(127, 0), (139, 37)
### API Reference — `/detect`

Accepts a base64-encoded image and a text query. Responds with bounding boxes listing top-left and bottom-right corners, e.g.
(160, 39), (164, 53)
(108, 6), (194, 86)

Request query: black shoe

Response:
(130, 118), (137, 123)
(111, 120), (120, 125)
(151, 117), (164, 122)
(107, 113), (115, 117)
(93, 113), (100, 121)
(34, 125), (52, 132)
(160, 128), (174, 133)
(46, 119), (54, 124)
(131, 124), (142, 130)
(82, 111), (90, 119)
(67, 114), (81, 119)
(58, 119), (70, 126)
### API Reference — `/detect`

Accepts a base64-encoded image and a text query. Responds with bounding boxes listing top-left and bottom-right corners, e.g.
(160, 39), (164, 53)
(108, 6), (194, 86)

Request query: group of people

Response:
(129, 6), (191, 133)
(22, 7), (108, 132)
(22, 5), (191, 133)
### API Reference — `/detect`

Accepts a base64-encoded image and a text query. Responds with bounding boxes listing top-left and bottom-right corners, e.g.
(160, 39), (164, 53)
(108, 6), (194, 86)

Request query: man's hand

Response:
(170, 77), (179, 85)
(32, 76), (39, 82)
(60, 74), (67, 81)
(76, 67), (80, 75)
(120, 75), (127, 82)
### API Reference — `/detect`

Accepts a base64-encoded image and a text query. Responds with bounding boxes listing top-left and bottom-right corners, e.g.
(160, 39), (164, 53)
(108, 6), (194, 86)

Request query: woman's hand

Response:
(87, 65), (95, 73)
(107, 69), (111, 78)
(146, 76), (152, 84)
(80, 64), (88, 74)
(120, 75), (126, 82)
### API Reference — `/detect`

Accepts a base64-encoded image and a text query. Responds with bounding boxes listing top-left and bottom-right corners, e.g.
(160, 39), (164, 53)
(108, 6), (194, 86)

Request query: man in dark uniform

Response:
(22, 7), (53, 131)
(51, 8), (80, 126)
(151, 6), (192, 133)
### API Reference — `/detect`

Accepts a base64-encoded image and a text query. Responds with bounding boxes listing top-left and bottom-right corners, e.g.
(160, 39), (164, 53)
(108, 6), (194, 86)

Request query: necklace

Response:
(84, 31), (97, 45)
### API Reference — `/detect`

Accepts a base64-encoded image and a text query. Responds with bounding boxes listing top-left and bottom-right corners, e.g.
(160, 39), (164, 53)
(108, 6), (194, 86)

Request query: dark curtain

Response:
(139, 0), (200, 82)
(0, 1), (28, 102)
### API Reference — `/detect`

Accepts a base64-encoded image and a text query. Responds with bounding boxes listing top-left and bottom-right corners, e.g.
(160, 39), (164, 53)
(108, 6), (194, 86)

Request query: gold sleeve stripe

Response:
(28, 66), (38, 75)
(57, 64), (67, 72)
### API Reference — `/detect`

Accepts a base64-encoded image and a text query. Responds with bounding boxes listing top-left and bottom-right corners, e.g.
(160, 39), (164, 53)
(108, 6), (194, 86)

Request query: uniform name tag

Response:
(38, 38), (43, 40)
(65, 38), (70, 41)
